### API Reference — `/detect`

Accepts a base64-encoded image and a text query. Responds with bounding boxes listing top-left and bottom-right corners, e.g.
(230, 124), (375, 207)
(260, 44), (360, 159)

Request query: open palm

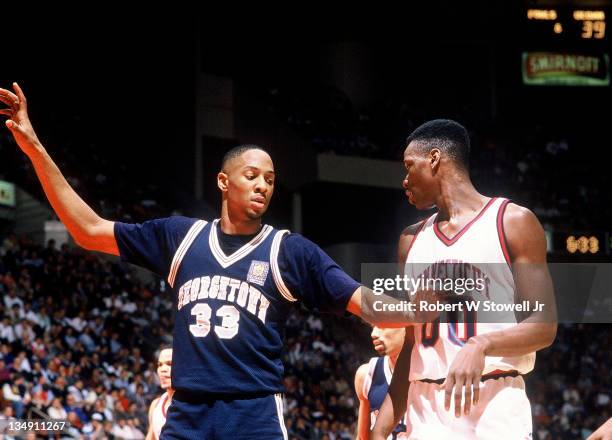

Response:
(0, 82), (42, 157)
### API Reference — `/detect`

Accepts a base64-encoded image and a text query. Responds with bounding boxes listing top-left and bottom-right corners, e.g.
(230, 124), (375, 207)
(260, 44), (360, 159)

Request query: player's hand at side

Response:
(442, 336), (487, 417)
(0, 82), (43, 157)
(588, 417), (612, 440)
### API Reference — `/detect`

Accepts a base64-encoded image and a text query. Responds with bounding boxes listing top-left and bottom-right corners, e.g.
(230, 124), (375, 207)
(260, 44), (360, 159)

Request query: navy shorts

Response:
(160, 392), (288, 439)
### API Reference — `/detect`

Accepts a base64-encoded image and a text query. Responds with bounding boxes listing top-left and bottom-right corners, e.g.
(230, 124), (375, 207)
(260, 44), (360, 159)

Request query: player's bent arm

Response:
(1, 84), (119, 256)
(145, 397), (159, 440)
(355, 364), (371, 440)
(371, 328), (413, 440)
(470, 204), (557, 357)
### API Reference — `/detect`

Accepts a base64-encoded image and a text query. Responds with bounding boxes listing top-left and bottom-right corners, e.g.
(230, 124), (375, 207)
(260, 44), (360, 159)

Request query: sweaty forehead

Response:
(227, 149), (274, 173)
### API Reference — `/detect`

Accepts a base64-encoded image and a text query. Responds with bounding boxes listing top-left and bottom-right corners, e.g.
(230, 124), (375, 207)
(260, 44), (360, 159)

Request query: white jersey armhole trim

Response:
(270, 230), (298, 302)
(362, 357), (378, 399)
(167, 220), (207, 288)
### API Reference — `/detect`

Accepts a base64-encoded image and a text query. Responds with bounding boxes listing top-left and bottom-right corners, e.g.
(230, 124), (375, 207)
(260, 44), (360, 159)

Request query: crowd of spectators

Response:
(528, 324), (611, 439)
(0, 234), (173, 438)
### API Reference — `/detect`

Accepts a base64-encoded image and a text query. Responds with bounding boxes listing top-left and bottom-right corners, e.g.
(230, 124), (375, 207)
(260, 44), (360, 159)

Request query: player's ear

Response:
(430, 148), (441, 172)
(217, 172), (229, 192)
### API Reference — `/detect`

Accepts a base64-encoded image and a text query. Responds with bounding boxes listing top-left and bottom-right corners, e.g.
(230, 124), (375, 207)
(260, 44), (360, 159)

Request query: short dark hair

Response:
(406, 119), (470, 169)
(159, 343), (173, 350)
(221, 144), (268, 171)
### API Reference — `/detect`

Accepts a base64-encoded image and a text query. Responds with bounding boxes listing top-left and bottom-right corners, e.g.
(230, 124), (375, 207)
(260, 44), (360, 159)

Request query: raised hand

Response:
(0, 82), (42, 157)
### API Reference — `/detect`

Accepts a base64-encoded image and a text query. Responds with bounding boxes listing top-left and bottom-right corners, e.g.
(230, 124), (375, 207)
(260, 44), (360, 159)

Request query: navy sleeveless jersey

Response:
(367, 357), (407, 439)
(114, 216), (359, 395)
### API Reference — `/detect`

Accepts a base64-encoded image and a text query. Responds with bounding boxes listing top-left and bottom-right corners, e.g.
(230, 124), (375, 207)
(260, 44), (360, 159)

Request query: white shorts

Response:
(406, 375), (532, 440)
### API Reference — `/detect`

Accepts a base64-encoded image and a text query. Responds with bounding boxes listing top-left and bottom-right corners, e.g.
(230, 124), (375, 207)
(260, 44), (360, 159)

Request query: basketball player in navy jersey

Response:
(1, 83), (414, 439)
(146, 346), (173, 440)
(372, 119), (558, 439)
(355, 326), (413, 439)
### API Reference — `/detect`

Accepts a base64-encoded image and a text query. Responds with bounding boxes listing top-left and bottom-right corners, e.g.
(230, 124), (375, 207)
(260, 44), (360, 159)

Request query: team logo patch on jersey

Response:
(247, 261), (270, 286)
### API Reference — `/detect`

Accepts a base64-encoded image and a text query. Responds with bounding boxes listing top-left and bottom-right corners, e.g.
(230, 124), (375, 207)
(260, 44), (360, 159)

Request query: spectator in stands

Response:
(47, 397), (68, 419)
(3, 374), (30, 418)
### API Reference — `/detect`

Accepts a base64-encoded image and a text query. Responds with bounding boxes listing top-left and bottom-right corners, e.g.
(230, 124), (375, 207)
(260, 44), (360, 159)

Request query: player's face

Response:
(157, 348), (172, 390)
(402, 142), (438, 210)
(371, 326), (405, 358)
(220, 149), (275, 220)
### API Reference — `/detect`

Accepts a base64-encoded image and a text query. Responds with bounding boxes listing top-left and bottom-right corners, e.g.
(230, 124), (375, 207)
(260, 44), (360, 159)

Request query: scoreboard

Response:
(523, 4), (610, 86)
(526, 6), (607, 42)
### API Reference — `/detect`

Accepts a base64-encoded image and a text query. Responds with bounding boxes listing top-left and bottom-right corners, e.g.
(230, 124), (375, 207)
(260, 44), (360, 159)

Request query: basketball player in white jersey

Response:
(372, 119), (557, 439)
(355, 326), (412, 439)
(146, 346), (173, 440)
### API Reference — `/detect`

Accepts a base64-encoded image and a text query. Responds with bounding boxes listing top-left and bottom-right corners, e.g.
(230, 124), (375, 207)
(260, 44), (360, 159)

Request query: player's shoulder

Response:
(119, 215), (203, 233)
(398, 218), (429, 262)
(156, 215), (208, 239)
(399, 220), (426, 241)
(164, 215), (205, 229)
(501, 202), (543, 233)
(500, 201), (547, 262)
(148, 396), (161, 416)
(503, 202), (538, 221)
(354, 363), (371, 399)
(278, 232), (318, 256)
(355, 362), (370, 379)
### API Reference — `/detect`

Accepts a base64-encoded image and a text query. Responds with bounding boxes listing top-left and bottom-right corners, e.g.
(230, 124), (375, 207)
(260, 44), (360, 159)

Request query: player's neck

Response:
(219, 210), (262, 235)
(166, 388), (175, 399)
(435, 174), (486, 221)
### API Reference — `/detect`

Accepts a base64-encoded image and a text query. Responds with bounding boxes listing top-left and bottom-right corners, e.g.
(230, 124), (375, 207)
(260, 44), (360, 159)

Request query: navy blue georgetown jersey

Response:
(114, 216), (359, 396)
(364, 356), (407, 439)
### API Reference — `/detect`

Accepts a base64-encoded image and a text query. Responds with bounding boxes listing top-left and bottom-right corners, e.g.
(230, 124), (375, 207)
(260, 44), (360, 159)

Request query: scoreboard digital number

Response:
(574, 10), (606, 39)
(527, 7), (607, 41)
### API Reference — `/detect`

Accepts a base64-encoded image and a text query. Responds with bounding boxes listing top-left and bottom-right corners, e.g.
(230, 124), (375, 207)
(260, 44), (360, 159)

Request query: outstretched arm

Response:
(346, 286), (417, 328)
(0, 83), (118, 255)
(346, 221), (429, 327)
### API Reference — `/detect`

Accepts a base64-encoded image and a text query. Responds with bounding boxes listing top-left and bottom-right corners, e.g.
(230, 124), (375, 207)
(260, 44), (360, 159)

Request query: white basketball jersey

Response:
(152, 391), (170, 440)
(404, 197), (535, 381)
